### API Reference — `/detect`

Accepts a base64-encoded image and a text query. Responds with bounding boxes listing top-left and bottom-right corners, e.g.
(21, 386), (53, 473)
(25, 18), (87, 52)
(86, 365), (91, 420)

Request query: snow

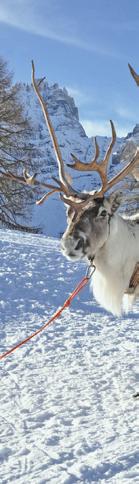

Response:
(0, 229), (139, 483)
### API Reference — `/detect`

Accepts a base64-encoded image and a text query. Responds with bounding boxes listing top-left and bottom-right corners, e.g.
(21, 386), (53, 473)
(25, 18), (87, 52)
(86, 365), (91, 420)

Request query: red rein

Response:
(0, 274), (90, 361)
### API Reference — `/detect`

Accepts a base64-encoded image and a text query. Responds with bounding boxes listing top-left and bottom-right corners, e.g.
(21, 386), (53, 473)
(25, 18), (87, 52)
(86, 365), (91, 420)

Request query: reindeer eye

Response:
(100, 209), (107, 217)
(75, 239), (84, 250)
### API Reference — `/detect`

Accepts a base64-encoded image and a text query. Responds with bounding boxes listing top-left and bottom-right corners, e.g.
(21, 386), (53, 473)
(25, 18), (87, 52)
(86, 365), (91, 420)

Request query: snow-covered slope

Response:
(0, 229), (139, 483)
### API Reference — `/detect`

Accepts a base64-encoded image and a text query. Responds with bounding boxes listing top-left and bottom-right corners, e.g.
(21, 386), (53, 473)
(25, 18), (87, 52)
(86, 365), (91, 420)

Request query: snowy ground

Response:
(0, 229), (139, 484)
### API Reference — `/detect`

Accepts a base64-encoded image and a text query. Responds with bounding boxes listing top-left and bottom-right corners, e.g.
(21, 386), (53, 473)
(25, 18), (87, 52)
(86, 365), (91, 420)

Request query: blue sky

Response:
(0, 0), (139, 137)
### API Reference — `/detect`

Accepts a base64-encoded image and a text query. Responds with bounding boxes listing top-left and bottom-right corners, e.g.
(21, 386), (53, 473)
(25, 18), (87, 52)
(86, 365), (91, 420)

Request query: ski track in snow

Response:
(0, 229), (139, 484)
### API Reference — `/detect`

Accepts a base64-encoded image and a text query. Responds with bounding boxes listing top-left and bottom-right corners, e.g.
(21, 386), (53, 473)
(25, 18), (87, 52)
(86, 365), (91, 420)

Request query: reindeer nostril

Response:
(75, 239), (84, 251)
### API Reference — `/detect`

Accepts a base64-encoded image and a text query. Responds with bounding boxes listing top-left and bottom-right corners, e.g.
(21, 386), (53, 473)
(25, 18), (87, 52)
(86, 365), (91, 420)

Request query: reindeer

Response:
(2, 62), (139, 316)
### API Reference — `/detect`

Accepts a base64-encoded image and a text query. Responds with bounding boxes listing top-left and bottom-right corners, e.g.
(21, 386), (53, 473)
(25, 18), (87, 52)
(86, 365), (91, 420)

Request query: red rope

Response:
(0, 275), (89, 361)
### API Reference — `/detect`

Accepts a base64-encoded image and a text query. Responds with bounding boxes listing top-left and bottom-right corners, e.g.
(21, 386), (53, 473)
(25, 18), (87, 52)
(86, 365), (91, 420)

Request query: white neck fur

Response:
(91, 215), (139, 315)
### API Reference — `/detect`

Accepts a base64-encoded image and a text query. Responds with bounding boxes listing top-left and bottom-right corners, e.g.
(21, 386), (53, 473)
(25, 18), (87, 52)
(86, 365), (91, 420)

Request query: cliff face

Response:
(112, 124), (139, 165)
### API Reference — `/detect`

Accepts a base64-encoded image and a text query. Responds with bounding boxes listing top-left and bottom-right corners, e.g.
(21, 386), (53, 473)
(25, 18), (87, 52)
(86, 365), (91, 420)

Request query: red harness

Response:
(0, 267), (95, 361)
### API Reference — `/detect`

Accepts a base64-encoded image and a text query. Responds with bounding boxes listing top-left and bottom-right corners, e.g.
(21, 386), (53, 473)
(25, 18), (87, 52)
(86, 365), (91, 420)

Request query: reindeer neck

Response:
(94, 214), (132, 272)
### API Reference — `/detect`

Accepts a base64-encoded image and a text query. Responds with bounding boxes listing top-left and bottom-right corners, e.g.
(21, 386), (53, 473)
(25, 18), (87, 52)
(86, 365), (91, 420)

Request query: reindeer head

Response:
(61, 194), (121, 262)
(2, 61), (139, 259)
(60, 120), (125, 262)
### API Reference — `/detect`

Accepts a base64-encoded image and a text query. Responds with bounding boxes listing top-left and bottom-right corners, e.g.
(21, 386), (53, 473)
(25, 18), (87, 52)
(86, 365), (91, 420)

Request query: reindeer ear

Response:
(108, 192), (123, 213)
(104, 192), (122, 214)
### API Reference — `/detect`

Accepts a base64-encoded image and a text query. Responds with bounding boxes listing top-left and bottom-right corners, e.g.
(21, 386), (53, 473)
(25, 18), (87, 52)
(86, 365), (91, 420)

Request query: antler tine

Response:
(92, 119), (116, 192)
(69, 136), (100, 171)
(67, 120), (116, 193)
(102, 120), (116, 170)
(36, 189), (59, 205)
(93, 136), (100, 161)
(102, 148), (139, 195)
(128, 63), (139, 86)
(89, 120), (116, 192)
(1, 170), (61, 191)
(90, 149), (139, 200)
(31, 60), (76, 197)
(0, 170), (62, 206)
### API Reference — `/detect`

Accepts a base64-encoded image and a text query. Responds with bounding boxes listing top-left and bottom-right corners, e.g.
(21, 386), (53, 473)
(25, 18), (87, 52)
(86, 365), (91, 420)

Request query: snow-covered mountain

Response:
(17, 81), (124, 237)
